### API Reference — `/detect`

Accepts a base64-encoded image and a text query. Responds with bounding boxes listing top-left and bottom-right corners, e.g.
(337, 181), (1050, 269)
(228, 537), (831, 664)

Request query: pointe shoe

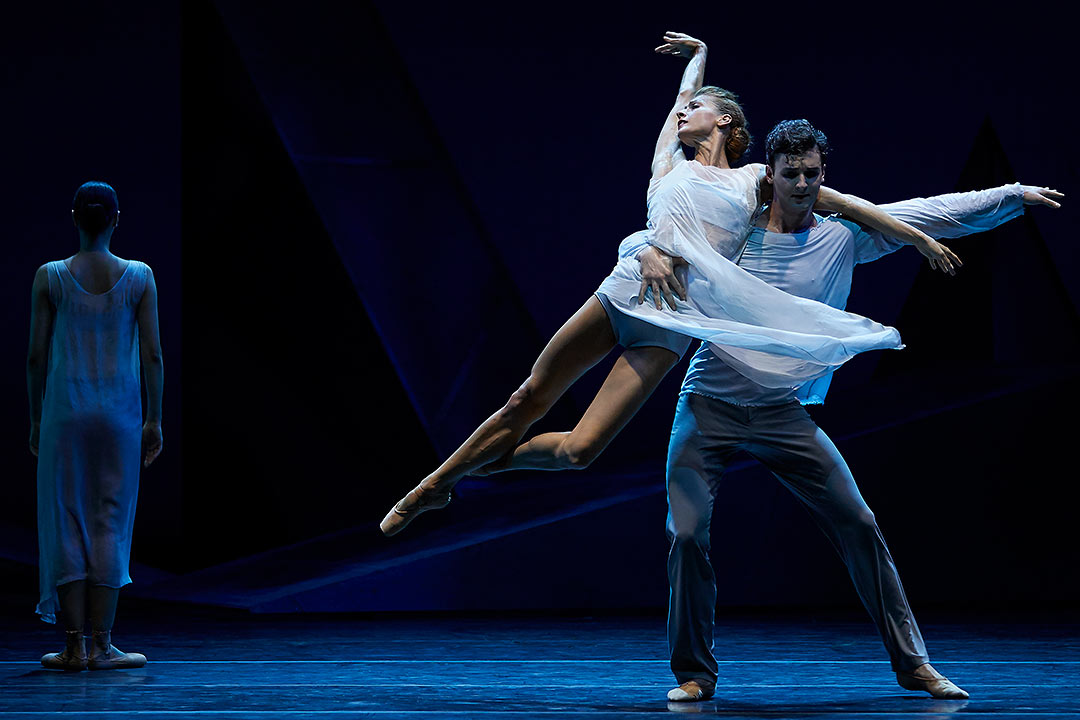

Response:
(897, 663), (969, 699)
(380, 485), (452, 536)
(41, 630), (87, 671)
(666, 679), (715, 702)
(88, 631), (147, 670)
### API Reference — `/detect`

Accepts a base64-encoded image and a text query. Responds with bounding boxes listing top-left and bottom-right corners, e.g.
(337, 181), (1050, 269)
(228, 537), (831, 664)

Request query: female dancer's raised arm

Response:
(651, 32), (707, 181)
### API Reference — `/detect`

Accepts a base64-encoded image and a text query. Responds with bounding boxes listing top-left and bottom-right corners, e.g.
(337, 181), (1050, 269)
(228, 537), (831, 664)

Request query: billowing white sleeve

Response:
(855, 183), (1026, 264)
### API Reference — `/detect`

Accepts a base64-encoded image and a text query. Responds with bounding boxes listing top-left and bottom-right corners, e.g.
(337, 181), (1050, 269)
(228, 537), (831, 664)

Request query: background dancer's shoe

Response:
(41, 630), (87, 671)
(666, 679), (715, 701)
(380, 485), (452, 536)
(88, 631), (146, 670)
(897, 664), (969, 699)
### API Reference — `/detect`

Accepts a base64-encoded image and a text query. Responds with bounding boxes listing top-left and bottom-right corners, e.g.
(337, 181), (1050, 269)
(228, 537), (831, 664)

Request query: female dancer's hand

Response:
(911, 230), (963, 275)
(638, 246), (688, 310)
(29, 423), (39, 457)
(655, 31), (706, 59)
(1021, 186), (1064, 208)
(142, 422), (163, 468)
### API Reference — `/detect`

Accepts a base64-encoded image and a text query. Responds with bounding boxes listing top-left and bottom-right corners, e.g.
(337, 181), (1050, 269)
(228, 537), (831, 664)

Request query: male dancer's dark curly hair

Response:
(764, 119), (831, 166)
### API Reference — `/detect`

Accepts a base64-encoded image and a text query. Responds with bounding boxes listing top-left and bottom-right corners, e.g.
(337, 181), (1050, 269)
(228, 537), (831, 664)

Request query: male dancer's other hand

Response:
(655, 32), (706, 59)
(142, 422), (163, 468)
(1021, 185), (1064, 208)
(638, 246), (687, 310)
(29, 423), (39, 457)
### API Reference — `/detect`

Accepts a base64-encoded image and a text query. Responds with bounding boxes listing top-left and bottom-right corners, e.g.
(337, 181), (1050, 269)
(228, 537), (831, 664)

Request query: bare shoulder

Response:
(32, 263), (51, 289)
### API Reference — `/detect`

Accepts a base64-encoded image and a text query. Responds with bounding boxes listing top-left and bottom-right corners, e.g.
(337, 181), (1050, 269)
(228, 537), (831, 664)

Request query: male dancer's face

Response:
(766, 149), (825, 215)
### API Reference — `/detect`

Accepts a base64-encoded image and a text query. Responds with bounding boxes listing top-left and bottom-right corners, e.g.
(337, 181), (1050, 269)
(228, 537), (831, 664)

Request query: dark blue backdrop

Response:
(2, 0), (1076, 613)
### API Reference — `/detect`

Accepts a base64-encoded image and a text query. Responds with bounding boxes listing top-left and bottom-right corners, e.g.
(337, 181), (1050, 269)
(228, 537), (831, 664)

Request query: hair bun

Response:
(72, 181), (119, 235)
(726, 126), (751, 162)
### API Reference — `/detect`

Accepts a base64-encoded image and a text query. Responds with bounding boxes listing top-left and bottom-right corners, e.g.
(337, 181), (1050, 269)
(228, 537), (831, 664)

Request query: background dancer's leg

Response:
(41, 580), (88, 671)
(480, 345), (679, 472)
(58, 580), (86, 633)
(88, 585), (146, 670)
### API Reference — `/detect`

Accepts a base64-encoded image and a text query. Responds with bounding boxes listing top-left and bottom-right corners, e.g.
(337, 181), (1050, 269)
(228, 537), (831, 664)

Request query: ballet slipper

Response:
(896, 663), (969, 699)
(87, 631), (146, 670)
(41, 630), (87, 671)
(666, 679), (715, 702)
(380, 484), (452, 536)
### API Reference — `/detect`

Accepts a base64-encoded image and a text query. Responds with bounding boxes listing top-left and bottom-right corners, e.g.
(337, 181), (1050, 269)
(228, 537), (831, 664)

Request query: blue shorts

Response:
(595, 292), (692, 359)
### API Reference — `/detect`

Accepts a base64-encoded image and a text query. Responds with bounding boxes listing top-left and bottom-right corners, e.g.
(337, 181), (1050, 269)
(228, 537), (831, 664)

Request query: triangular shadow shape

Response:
(875, 118), (1080, 379)
(180, 0), (436, 567)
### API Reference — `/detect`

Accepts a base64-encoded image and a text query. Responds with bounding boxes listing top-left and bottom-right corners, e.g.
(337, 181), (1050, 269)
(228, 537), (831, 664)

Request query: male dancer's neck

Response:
(763, 200), (816, 234)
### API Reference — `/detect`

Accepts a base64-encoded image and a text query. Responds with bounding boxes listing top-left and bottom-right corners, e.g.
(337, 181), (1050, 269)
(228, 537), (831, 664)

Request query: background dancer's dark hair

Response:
(765, 119), (831, 166)
(693, 86), (750, 162)
(71, 181), (118, 235)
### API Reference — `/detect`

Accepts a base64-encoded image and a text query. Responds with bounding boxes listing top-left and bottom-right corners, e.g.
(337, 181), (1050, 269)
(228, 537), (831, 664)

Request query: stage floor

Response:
(0, 609), (1077, 719)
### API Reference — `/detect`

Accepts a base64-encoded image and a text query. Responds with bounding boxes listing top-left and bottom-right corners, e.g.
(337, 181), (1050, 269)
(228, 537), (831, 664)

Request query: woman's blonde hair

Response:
(693, 86), (750, 162)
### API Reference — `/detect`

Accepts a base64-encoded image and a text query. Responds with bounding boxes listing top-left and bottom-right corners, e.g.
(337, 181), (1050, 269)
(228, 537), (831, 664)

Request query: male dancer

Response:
(632, 119), (1063, 702)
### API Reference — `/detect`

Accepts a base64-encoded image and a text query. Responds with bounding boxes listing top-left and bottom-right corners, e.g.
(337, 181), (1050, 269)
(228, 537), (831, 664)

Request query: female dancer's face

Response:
(676, 98), (730, 144)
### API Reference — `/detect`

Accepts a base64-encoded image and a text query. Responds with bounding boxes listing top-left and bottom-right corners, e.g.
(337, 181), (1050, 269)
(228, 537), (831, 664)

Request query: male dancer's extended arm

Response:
(852, 184), (1063, 263)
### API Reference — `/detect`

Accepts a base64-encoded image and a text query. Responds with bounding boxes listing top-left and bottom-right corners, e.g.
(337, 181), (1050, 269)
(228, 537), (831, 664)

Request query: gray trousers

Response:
(666, 392), (929, 686)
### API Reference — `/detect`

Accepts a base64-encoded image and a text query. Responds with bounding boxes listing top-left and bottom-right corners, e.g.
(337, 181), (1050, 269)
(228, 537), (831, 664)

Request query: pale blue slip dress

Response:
(36, 259), (148, 623)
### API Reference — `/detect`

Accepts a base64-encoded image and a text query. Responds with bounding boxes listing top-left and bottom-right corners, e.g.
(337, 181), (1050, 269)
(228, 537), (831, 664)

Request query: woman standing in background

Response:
(27, 181), (163, 670)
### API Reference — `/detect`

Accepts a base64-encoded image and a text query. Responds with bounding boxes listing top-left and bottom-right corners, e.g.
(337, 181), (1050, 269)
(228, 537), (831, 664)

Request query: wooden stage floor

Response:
(0, 609), (1077, 718)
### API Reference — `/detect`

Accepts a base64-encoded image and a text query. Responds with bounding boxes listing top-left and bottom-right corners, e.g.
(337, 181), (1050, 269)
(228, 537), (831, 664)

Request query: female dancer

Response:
(381, 32), (958, 535)
(28, 181), (162, 670)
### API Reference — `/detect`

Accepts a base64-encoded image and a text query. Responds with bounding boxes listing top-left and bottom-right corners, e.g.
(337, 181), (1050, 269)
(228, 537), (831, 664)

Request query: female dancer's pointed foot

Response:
(41, 631), (87, 671)
(88, 631), (146, 670)
(380, 484), (452, 536)
(896, 663), (969, 699)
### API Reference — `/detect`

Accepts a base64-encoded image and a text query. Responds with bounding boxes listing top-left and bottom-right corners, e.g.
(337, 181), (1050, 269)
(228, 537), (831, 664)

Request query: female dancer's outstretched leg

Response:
(477, 344), (680, 473)
(380, 296), (680, 535)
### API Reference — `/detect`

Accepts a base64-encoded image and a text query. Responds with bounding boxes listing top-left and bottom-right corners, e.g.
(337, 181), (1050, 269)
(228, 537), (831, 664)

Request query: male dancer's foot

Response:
(380, 482), (452, 536)
(41, 630), (87, 671)
(666, 679), (715, 702)
(896, 663), (969, 699)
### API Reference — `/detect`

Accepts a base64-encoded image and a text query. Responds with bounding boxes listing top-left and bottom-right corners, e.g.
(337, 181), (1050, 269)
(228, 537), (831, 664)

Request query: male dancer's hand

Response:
(638, 246), (687, 310)
(29, 423), (39, 457)
(1021, 186), (1064, 208)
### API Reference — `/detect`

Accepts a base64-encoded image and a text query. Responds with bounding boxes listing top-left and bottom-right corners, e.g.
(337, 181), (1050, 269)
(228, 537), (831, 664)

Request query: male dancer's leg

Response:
(743, 402), (928, 671)
(666, 393), (744, 691)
